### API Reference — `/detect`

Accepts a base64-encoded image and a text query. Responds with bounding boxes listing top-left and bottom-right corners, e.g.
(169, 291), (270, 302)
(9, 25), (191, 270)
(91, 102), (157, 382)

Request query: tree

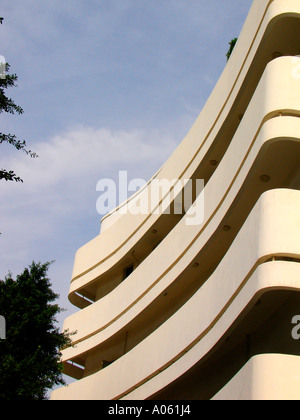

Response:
(0, 18), (37, 183)
(0, 63), (37, 182)
(226, 38), (238, 61)
(0, 261), (75, 400)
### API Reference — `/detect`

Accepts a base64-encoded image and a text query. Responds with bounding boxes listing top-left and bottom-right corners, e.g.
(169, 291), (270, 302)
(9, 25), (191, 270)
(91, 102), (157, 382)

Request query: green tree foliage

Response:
(0, 261), (74, 400)
(226, 38), (238, 61)
(0, 60), (37, 182)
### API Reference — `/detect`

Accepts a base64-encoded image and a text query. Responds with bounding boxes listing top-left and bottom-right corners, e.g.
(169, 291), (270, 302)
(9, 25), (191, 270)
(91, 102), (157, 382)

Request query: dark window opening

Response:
(123, 265), (134, 280)
(101, 360), (113, 369)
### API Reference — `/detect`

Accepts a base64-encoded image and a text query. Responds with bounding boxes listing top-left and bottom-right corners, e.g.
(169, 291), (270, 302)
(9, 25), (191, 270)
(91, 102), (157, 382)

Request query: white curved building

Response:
(51, 0), (300, 400)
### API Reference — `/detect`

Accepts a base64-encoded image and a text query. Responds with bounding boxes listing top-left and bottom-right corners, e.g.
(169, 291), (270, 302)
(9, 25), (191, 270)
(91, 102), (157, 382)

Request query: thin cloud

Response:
(0, 125), (177, 191)
(0, 124), (177, 272)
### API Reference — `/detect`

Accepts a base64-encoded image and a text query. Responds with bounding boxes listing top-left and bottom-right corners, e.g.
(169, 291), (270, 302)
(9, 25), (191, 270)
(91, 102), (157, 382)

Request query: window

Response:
(123, 265), (134, 280)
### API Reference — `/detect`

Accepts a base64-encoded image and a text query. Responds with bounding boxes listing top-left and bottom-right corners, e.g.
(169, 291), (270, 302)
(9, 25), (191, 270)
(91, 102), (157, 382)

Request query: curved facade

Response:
(51, 0), (300, 400)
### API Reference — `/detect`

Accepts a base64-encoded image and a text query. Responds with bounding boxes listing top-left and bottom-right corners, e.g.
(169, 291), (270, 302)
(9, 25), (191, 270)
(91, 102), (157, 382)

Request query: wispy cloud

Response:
(0, 124), (177, 274)
(0, 125), (177, 191)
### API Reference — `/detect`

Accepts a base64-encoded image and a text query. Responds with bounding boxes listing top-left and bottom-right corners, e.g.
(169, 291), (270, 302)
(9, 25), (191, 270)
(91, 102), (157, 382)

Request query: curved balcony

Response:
(59, 56), (300, 371)
(68, 0), (300, 309)
(212, 354), (300, 400)
(51, 189), (300, 399)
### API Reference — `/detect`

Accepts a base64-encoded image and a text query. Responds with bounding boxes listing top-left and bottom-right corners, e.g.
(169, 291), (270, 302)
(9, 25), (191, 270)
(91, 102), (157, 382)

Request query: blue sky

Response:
(0, 0), (253, 326)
